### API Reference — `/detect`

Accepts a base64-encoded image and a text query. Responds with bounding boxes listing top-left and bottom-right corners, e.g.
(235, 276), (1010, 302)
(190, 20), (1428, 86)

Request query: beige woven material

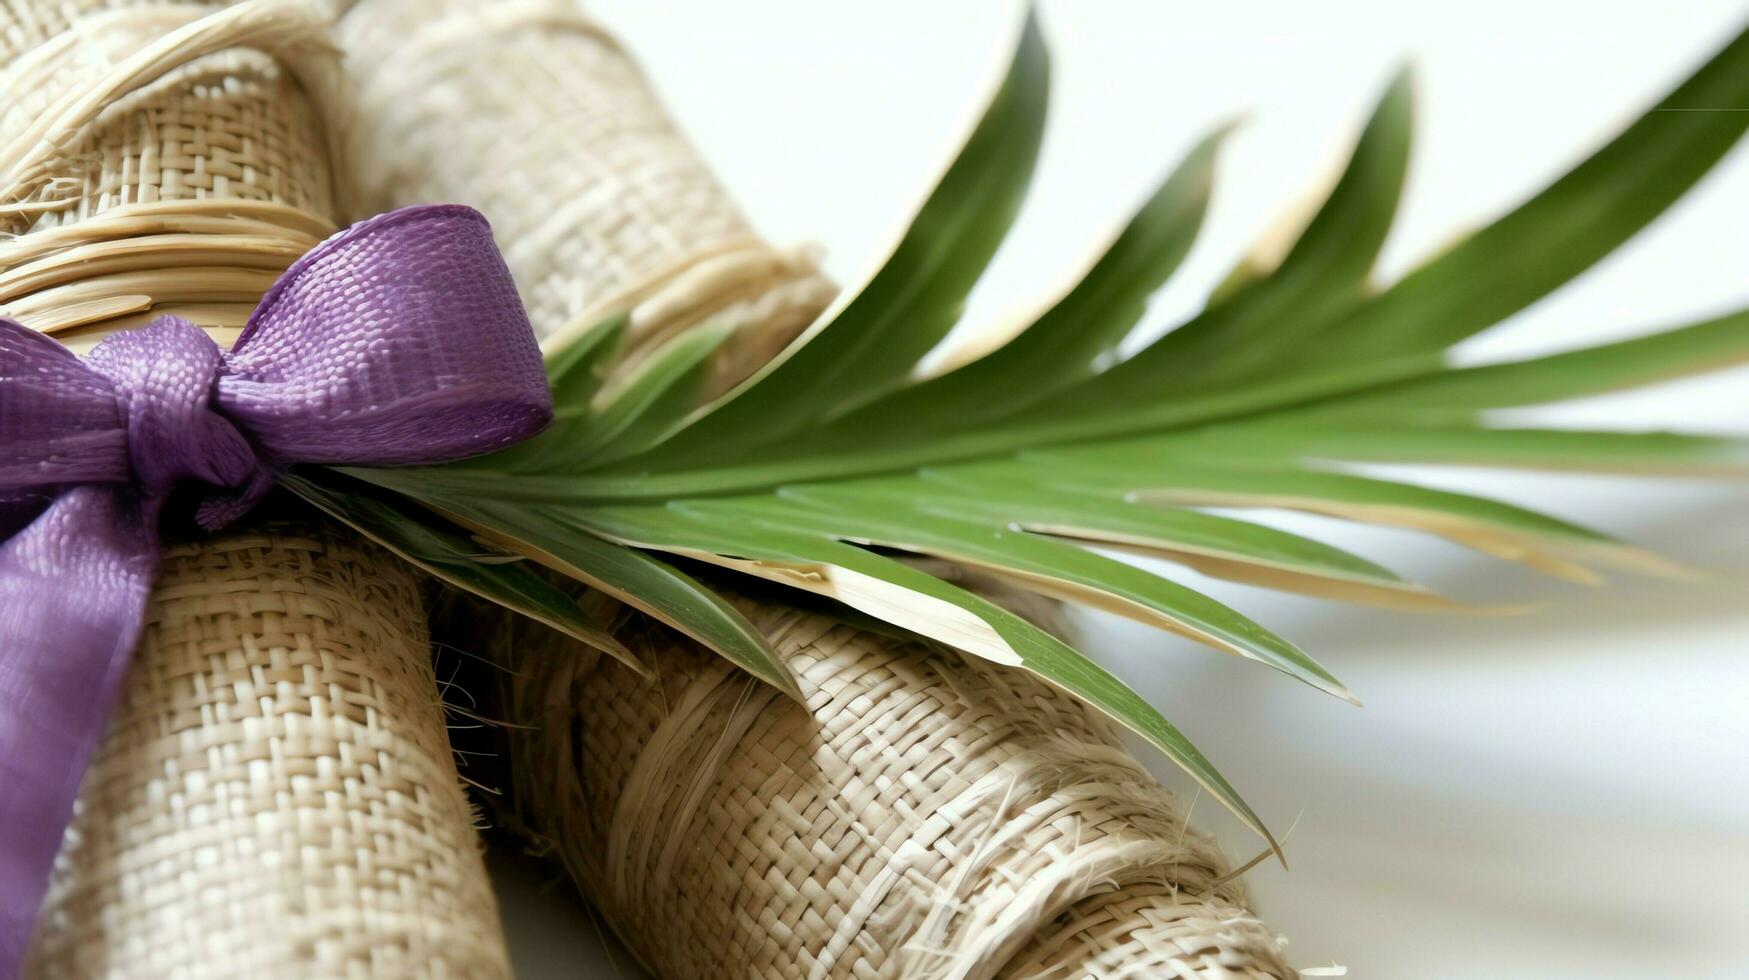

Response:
(30, 529), (507, 977)
(3, 1), (508, 975)
(340, 1), (1293, 976)
(490, 598), (1291, 980)
(340, 0), (833, 392)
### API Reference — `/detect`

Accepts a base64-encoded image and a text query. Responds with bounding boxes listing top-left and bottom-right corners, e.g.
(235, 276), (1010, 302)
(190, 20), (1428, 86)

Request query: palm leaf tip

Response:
(1321, 23), (1749, 360)
(632, 5), (1052, 467)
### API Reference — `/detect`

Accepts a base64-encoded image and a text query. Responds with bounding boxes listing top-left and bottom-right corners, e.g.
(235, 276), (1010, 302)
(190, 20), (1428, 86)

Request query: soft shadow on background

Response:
(483, 2), (1749, 976)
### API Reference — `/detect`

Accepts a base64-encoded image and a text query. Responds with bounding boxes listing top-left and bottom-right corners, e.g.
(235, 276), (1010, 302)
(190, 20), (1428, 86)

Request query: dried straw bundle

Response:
(2, 1), (507, 974)
(340, 2), (1292, 976)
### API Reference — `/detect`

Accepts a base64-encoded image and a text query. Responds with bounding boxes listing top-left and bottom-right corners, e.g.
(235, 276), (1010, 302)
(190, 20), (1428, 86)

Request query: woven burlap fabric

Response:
(339, 1), (1292, 976)
(339, 0), (833, 395)
(29, 527), (506, 976)
(3, 1), (508, 974)
(485, 597), (1290, 980)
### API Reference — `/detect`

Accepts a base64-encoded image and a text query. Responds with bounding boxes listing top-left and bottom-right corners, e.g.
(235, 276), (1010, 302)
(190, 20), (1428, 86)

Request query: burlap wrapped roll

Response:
(2, 1), (508, 974)
(339, 2), (1292, 976)
(338, 0), (832, 394)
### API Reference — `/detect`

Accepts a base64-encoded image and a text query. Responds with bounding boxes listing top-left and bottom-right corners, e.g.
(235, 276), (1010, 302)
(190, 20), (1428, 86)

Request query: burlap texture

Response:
(3, 2), (508, 974)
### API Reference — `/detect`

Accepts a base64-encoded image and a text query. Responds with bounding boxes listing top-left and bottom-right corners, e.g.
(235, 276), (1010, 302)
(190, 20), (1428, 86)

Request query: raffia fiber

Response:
(339, 1), (1294, 976)
(3, 1), (508, 975)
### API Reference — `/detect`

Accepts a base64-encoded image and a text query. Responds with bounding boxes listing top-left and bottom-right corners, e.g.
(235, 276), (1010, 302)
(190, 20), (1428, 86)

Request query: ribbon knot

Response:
(86, 317), (267, 526)
(0, 205), (552, 962)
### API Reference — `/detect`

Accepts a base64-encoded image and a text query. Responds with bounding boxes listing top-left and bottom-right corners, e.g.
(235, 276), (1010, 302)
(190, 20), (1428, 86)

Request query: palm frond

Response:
(341, 16), (1749, 846)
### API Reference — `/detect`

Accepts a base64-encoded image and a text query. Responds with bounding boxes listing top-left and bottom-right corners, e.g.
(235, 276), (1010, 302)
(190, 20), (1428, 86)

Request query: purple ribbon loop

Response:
(0, 205), (551, 963)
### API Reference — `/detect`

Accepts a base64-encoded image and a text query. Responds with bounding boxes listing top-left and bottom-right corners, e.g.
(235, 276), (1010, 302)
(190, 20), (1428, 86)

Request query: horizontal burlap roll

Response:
(339, 1), (1292, 976)
(3, 1), (508, 974)
(486, 592), (1291, 979)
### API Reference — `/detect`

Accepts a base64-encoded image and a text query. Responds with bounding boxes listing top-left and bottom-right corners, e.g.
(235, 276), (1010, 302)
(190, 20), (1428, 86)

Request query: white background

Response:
(492, 3), (1749, 977)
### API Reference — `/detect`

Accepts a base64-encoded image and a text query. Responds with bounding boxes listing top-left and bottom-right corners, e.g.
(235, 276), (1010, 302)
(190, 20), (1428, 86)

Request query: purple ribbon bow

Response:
(0, 205), (551, 962)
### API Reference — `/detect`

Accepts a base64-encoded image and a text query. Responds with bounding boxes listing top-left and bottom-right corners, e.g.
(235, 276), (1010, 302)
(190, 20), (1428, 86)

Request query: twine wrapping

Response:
(4, 1), (516, 974)
(340, 1), (1294, 976)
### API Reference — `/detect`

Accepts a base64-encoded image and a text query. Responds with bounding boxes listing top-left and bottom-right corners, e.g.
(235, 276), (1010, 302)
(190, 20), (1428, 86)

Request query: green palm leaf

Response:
(635, 9), (1051, 462)
(340, 16), (1749, 847)
(280, 470), (642, 674)
(432, 494), (801, 701)
(1320, 26), (1749, 361)
(855, 470), (1457, 609)
(693, 489), (1354, 702)
(535, 495), (1280, 851)
(1302, 307), (1749, 420)
(1165, 422), (1749, 475)
(1136, 64), (1415, 379)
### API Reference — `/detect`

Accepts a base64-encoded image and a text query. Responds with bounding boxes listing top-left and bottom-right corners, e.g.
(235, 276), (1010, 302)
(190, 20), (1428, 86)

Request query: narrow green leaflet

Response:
(1319, 26), (1749, 360)
(343, 460), (566, 503)
(421, 492), (802, 701)
(1248, 66), (1415, 289)
(1130, 65), (1415, 379)
(999, 451), (1659, 583)
(558, 498), (1279, 851)
(567, 320), (737, 465)
(634, 10), (1051, 464)
(886, 469), (1454, 609)
(545, 313), (628, 408)
(1300, 307), (1749, 421)
(722, 488), (1355, 701)
(1158, 422), (1749, 474)
(281, 470), (643, 673)
(826, 125), (1229, 432)
(1204, 65), (1415, 307)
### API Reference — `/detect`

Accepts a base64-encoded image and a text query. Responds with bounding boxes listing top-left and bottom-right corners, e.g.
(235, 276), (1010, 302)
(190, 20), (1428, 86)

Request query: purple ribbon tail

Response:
(0, 487), (157, 964)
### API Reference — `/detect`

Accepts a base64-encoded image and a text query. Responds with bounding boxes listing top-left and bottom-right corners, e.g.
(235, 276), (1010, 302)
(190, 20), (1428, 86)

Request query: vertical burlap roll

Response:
(2, 1), (509, 974)
(340, 2), (1293, 976)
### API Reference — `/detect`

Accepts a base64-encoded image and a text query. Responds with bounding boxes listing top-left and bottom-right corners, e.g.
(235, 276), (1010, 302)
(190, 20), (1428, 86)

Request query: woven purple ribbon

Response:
(0, 204), (551, 963)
